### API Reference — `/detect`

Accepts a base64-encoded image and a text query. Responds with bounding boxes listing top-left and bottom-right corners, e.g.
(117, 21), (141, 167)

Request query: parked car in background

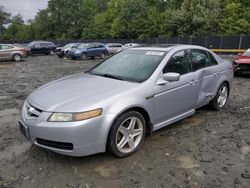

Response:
(124, 43), (141, 48)
(19, 45), (233, 158)
(0, 44), (28, 62)
(28, 41), (56, 55)
(68, 43), (108, 60)
(105, 43), (124, 54)
(233, 49), (250, 74)
(56, 43), (81, 58)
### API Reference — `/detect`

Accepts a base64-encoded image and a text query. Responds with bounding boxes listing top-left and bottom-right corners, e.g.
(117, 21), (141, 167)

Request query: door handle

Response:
(190, 79), (197, 85)
(213, 72), (220, 76)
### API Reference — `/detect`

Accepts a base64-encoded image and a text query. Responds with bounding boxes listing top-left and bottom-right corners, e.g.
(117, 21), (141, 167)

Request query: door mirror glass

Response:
(163, 72), (180, 82)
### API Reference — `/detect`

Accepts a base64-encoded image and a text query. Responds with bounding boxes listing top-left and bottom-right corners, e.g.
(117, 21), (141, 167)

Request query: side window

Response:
(88, 44), (94, 49)
(191, 49), (211, 70)
(40, 43), (46, 47)
(163, 50), (192, 75)
(34, 43), (40, 48)
(1, 45), (12, 50)
(208, 52), (218, 65)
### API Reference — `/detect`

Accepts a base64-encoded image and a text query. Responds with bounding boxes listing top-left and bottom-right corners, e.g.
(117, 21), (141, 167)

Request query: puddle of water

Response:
(94, 165), (116, 178)
(178, 156), (199, 169)
(0, 142), (31, 160)
(241, 146), (250, 155)
(0, 96), (9, 100)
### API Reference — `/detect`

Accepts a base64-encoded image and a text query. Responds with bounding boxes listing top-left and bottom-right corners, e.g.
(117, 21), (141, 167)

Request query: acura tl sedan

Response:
(19, 45), (233, 157)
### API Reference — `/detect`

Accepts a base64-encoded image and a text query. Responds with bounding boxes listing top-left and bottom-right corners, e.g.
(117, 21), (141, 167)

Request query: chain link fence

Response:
(1, 34), (250, 50)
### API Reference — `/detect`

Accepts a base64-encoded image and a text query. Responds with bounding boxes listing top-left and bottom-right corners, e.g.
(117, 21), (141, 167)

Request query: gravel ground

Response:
(0, 55), (250, 188)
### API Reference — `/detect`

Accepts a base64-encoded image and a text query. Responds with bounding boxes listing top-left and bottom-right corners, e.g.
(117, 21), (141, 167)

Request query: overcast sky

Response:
(1, 0), (48, 21)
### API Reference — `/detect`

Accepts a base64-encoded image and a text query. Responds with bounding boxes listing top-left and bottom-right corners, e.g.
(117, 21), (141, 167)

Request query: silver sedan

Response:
(19, 45), (233, 157)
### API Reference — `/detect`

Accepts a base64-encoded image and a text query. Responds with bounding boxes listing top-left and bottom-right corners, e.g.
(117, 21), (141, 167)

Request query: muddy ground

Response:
(0, 55), (250, 188)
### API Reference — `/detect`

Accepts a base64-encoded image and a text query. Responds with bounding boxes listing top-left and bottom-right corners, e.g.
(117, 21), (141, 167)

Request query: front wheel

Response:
(81, 53), (87, 60)
(107, 111), (146, 158)
(210, 83), (229, 110)
(49, 50), (55, 55)
(13, 54), (22, 62)
(100, 52), (105, 59)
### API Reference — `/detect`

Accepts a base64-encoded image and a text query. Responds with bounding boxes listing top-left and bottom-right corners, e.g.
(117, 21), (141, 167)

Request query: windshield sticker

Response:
(145, 51), (164, 56)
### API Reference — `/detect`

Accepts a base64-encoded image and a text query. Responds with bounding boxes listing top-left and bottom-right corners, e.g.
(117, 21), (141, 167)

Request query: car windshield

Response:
(89, 50), (166, 83)
(242, 50), (250, 56)
(63, 43), (73, 49)
(77, 44), (88, 49)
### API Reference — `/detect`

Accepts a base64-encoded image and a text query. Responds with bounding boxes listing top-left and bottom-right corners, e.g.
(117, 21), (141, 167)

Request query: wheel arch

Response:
(12, 53), (22, 61)
(105, 106), (153, 150)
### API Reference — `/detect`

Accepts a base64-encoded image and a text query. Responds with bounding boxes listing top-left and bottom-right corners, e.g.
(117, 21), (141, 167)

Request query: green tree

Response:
(220, 1), (250, 34)
(0, 6), (11, 37)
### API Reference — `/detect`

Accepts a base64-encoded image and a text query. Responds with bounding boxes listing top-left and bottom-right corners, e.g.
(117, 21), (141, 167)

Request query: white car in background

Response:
(124, 43), (141, 48)
(105, 43), (124, 54)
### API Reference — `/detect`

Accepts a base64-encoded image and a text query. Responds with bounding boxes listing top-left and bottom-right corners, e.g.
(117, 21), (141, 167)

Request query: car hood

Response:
(28, 73), (137, 112)
(235, 56), (250, 64)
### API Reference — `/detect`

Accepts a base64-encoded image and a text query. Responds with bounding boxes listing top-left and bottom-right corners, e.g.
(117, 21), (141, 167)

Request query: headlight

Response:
(48, 108), (103, 122)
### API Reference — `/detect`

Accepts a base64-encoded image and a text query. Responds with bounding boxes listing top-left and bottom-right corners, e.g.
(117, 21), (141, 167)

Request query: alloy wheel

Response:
(217, 85), (228, 108)
(115, 117), (143, 153)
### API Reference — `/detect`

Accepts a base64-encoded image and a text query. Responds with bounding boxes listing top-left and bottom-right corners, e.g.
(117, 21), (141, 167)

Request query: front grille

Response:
(36, 138), (73, 150)
(26, 103), (42, 118)
(238, 64), (250, 71)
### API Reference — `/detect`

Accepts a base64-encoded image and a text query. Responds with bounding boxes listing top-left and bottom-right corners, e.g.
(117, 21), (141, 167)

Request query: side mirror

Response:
(157, 72), (180, 85)
(163, 72), (180, 82)
(237, 52), (243, 56)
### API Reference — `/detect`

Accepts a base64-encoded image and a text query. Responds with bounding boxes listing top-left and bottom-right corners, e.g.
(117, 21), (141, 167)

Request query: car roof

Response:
(130, 44), (208, 52)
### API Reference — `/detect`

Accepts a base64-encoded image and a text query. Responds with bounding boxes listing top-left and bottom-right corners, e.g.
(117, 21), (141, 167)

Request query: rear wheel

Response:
(107, 111), (146, 157)
(210, 83), (229, 110)
(13, 54), (22, 62)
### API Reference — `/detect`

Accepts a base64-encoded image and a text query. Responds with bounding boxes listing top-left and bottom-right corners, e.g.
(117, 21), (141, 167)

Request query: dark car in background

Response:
(0, 44), (28, 62)
(56, 43), (81, 58)
(68, 43), (108, 60)
(233, 49), (250, 74)
(28, 41), (56, 55)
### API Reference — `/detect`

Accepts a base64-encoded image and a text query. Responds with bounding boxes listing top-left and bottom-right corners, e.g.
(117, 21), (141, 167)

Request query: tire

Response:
(49, 50), (55, 55)
(100, 52), (105, 59)
(13, 54), (22, 62)
(210, 82), (229, 110)
(107, 111), (146, 158)
(81, 53), (87, 60)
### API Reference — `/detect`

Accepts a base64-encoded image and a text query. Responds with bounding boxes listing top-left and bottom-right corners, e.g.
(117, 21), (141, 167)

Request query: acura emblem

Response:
(27, 106), (35, 116)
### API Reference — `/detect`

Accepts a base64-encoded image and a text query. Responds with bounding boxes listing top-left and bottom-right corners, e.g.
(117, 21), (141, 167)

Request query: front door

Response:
(153, 50), (199, 127)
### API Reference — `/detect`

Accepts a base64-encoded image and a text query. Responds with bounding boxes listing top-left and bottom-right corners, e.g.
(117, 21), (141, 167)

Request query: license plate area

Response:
(19, 121), (30, 140)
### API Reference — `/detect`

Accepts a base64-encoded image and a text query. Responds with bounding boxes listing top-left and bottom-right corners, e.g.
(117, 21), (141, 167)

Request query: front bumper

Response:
(233, 62), (250, 73)
(19, 102), (116, 157)
(69, 53), (81, 59)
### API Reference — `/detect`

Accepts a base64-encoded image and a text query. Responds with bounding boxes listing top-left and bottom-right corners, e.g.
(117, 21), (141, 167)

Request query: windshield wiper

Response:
(101, 74), (125, 81)
(89, 71), (124, 81)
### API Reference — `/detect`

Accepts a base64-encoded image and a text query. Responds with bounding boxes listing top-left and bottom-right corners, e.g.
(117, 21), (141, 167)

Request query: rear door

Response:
(190, 49), (220, 107)
(40, 43), (49, 54)
(86, 44), (96, 57)
(154, 50), (200, 125)
(32, 43), (41, 54)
